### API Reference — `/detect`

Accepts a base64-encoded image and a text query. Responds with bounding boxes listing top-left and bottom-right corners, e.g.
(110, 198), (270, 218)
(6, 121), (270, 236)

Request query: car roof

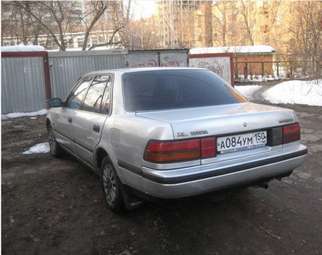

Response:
(85, 67), (205, 76)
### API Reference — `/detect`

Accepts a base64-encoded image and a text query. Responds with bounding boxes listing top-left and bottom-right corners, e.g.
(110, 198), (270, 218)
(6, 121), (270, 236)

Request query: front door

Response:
(69, 75), (112, 164)
(54, 76), (92, 151)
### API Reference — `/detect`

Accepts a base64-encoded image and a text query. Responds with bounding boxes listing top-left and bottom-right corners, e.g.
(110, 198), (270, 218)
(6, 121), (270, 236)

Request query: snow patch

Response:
(2, 109), (47, 119)
(263, 80), (322, 106)
(190, 45), (275, 55)
(23, 142), (50, 155)
(47, 46), (124, 52)
(1, 44), (45, 52)
(237, 74), (280, 82)
(235, 85), (262, 100)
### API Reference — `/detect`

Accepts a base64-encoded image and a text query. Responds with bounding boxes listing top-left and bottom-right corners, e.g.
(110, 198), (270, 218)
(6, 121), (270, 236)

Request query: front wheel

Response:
(48, 126), (64, 157)
(100, 158), (124, 212)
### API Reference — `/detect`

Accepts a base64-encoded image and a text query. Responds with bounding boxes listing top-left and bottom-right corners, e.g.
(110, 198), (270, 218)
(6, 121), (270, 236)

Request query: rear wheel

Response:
(48, 126), (64, 157)
(100, 158), (124, 212)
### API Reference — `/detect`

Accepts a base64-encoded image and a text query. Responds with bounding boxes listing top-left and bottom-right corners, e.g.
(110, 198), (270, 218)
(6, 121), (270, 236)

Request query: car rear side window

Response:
(122, 69), (246, 112)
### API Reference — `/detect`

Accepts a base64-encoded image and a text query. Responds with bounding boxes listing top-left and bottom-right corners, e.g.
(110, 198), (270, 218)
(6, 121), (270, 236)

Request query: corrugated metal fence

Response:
(49, 50), (127, 99)
(1, 49), (189, 114)
(1, 53), (47, 113)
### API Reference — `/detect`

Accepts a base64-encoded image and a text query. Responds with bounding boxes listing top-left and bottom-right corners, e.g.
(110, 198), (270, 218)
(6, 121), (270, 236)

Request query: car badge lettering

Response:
(190, 130), (208, 136)
(177, 132), (189, 138)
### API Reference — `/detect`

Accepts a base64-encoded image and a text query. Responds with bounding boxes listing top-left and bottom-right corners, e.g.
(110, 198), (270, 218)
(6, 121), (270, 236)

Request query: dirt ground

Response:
(2, 103), (322, 255)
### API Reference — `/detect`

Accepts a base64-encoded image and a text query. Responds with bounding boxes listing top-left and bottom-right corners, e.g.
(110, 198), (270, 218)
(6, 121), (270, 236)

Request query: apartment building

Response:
(157, 0), (200, 48)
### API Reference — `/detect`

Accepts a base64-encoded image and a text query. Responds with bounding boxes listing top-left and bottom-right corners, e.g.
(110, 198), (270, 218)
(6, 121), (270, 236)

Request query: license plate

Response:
(217, 131), (267, 154)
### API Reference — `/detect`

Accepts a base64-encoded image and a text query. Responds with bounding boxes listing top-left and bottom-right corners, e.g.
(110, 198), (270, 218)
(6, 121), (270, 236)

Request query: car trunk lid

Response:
(136, 102), (296, 140)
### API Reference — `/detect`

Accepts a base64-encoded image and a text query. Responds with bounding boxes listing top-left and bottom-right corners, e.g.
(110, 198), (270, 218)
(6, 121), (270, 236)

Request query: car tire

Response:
(100, 157), (124, 212)
(48, 126), (64, 157)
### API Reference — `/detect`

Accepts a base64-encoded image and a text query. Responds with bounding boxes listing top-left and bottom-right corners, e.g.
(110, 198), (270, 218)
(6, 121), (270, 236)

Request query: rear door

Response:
(69, 74), (112, 164)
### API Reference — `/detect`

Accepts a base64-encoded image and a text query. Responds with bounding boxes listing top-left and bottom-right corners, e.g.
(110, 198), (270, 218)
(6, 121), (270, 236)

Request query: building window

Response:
(77, 38), (84, 48)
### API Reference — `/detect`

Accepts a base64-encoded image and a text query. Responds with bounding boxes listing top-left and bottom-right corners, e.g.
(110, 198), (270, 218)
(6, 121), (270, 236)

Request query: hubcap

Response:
(102, 165), (117, 204)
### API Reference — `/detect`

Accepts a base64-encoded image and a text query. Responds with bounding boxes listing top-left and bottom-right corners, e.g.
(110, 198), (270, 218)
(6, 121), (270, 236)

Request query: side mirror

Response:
(48, 97), (63, 108)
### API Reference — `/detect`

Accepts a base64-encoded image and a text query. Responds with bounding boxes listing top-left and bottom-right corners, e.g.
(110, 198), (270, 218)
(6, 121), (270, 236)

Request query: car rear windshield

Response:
(122, 69), (246, 112)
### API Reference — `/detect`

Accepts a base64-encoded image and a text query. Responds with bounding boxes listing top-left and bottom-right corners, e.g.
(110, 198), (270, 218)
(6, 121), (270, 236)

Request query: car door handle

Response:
(93, 124), (100, 133)
(68, 117), (72, 123)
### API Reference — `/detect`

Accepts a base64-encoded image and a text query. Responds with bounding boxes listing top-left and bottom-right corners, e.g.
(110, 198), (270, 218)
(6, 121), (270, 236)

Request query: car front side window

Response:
(66, 76), (92, 109)
(81, 75), (109, 113)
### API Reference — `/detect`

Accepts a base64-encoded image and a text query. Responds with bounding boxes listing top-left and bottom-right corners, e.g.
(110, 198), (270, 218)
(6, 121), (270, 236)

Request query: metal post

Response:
(235, 62), (238, 79)
(276, 62), (279, 77)
(290, 65), (293, 78)
(157, 51), (161, 66)
(244, 63), (248, 79)
(43, 52), (52, 101)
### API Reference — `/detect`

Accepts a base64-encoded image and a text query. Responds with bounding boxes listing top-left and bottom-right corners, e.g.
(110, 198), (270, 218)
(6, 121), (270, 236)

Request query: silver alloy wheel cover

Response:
(102, 164), (117, 205)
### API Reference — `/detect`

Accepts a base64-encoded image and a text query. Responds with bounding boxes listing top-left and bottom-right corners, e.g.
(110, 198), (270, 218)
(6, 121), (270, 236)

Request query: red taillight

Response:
(144, 139), (200, 163)
(144, 137), (217, 163)
(201, 137), (217, 158)
(283, 123), (300, 144)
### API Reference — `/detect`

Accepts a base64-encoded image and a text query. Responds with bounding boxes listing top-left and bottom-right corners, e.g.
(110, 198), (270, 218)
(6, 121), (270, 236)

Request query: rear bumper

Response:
(118, 144), (307, 199)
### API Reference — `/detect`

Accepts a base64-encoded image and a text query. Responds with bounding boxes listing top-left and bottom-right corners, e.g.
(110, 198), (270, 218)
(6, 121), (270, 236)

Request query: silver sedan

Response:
(46, 67), (307, 212)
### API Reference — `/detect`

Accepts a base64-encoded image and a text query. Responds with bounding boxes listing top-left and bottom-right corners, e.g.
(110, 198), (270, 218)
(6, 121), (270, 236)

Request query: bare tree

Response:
(12, 1), (126, 51)
(239, 0), (255, 45)
(86, 0), (131, 50)
(109, 0), (132, 49)
(288, 1), (321, 78)
(80, 1), (108, 50)
(126, 16), (160, 50)
(14, 1), (77, 51)
(88, 26), (123, 50)
(213, 1), (233, 46)
(2, 1), (37, 45)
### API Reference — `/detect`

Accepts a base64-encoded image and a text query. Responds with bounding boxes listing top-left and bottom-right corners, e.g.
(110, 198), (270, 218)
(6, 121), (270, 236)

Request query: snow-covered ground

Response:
(235, 85), (262, 100)
(190, 45), (275, 54)
(263, 80), (322, 106)
(237, 74), (279, 82)
(2, 109), (47, 120)
(235, 79), (322, 106)
(23, 142), (50, 155)
(1, 44), (45, 52)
